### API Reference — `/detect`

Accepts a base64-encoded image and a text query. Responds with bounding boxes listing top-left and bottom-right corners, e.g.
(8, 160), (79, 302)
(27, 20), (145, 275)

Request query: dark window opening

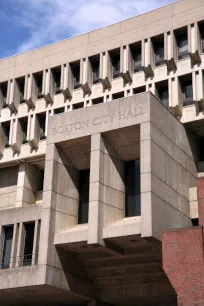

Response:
(156, 81), (169, 107)
(34, 72), (43, 99)
(110, 49), (121, 79)
(125, 160), (141, 217)
(90, 55), (100, 84)
(199, 23), (204, 53)
(52, 67), (61, 94)
(199, 138), (204, 162)
(112, 91), (124, 100)
(23, 222), (35, 266)
(73, 102), (84, 110)
(38, 113), (46, 140)
(2, 122), (10, 148)
(181, 75), (193, 106)
(54, 107), (64, 115)
(0, 82), (8, 108)
(71, 62), (80, 89)
(17, 77), (25, 104)
(78, 170), (90, 224)
(176, 28), (188, 60)
(131, 43), (142, 72)
(1, 225), (13, 269)
(192, 218), (199, 226)
(20, 118), (28, 144)
(38, 170), (44, 191)
(133, 86), (146, 95)
(153, 37), (165, 66)
(92, 97), (103, 105)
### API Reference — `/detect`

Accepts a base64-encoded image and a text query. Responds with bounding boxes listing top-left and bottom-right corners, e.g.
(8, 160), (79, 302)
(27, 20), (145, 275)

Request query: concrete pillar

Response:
(15, 222), (24, 267)
(10, 223), (19, 268)
(32, 219), (40, 265)
(88, 133), (125, 245)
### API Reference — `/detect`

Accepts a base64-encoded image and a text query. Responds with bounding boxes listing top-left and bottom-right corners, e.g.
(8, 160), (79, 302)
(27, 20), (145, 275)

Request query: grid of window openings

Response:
(0, 221), (40, 270)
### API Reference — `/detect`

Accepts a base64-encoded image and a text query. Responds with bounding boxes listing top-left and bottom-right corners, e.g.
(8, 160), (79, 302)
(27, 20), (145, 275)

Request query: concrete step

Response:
(87, 262), (163, 278)
(94, 272), (168, 288)
(82, 252), (162, 269)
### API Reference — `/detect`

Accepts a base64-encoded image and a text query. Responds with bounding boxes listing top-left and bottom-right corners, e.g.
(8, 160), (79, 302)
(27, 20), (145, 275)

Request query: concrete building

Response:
(0, 0), (204, 305)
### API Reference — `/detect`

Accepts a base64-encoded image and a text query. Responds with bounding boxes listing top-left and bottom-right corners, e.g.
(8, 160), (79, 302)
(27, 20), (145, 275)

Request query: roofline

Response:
(0, 0), (179, 62)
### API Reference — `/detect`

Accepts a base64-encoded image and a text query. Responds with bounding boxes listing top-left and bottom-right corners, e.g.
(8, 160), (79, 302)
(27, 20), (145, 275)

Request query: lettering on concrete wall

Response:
(52, 104), (145, 136)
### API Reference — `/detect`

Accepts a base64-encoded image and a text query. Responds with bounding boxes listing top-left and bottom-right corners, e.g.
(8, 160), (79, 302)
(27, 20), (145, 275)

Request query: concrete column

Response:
(15, 222), (24, 267)
(32, 220), (40, 265)
(88, 133), (125, 245)
(10, 223), (19, 268)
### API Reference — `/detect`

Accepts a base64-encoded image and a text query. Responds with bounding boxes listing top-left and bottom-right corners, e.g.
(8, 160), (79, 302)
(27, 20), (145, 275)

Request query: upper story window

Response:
(156, 81), (169, 107)
(71, 61), (80, 89)
(20, 117), (28, 144)
(34, 72), (43, 99)
(110, 49), (121, 79)
(0, 82), (8, 108)
(1, 225), (13, 269)
(52, 67), (61, 94)
(78, 169), (90, 224)
(153, 35), (165, 67)
(23, 222), (35, 266)
(199, 22), (204, 53)
(90, 55), (100, 84)
(73, 102), (84, 110)
(131, 42), (142, 72)
(2, 122), (10, 148)
(54, 107), (64, 115)
(17, 77), (25, 104)
(38, 113), (46, 140)
(180, 74), (193, 107)
(176, 28), (188, 60)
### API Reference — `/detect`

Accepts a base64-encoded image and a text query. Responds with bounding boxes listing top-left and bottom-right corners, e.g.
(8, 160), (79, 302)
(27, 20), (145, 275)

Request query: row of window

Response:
(0, 22), (204, 109)
(1, 221), (39, 269)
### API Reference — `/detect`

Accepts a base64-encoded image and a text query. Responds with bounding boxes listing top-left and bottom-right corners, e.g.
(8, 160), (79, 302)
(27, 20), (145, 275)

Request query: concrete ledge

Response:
(54, 224), (88, 245)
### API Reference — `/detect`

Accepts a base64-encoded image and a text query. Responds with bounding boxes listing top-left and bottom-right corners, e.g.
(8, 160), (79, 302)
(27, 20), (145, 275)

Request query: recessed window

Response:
(52, 67), (61, 94)
(34, 72), (43, 99)
(71, 61), (80, 89)
(20, 118), (28, 144)
(199, 22), (204, 53)
(153, 36), (165, 66)
(73, 102), (84, 110)
(181, 75), (193, 107)
(176, 28), (188, 60)
(90, 55), (100, 84)
(156, 81), (169, 107)
(112, 91), (124, 100)
(110, 49), (121, 79)
(1, 225), (13, 269)
(2, 121), (10, 148)
(125, 160), (141, 217)
(78, 170), (90, 224)
(92, 97), (103, 105)
(38, 170), (44, 191)
(17, 77), (25, 104)
(37, 113), (46, 140)
(130, 42), (143, 73)
(133, 86), (146, 95)
(0, 82), (8, 108)
(23, 222), (35, 266)
(54, 107), (64, 115)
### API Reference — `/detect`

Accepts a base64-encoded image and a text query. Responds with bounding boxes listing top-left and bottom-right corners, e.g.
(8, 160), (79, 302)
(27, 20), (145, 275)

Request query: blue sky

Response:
(0, 0), (176, 60)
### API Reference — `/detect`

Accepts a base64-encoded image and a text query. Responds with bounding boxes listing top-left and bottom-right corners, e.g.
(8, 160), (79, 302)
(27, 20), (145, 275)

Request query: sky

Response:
(0, 0), (177, 60)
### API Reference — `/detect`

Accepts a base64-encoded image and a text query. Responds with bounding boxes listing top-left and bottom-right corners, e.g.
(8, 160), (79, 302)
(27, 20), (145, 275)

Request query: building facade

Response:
(0, 0), (204, 305)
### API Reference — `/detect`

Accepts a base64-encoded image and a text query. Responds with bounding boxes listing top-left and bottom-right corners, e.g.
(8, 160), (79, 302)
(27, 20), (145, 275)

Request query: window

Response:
(156, 81), (169, 107)
(92, 97), (103, 105)
(153, 37), (165, 66)
(0, 82), (8, 108)
(38, 113), (46, 140)
(73, 102), (84, 110)
(133, 86), (146, 95)
(90, 55), (100, 84)
(131, 44), (142, 72)
(23, 222), (35, 266)
(1, 225), (13, 269)
(17, 77), (25, 104)
(110, 49), (121, 79)
(2, 122), (10, 148)
(52, 67), (61, 94)
(176, 28), (188, 60)
(78, 170), (90, 224)
(71, 62), (80, 89)
(200, 23), (204, 53)
(125, 160), (141, 217)
(112, 92), (124, 100)
(181, 76), (193, 107)
(34, 72), (43, 99)
(20, 118), (28, 144)
(38, 170), (44, 191)
(54, 107), (64, 115)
